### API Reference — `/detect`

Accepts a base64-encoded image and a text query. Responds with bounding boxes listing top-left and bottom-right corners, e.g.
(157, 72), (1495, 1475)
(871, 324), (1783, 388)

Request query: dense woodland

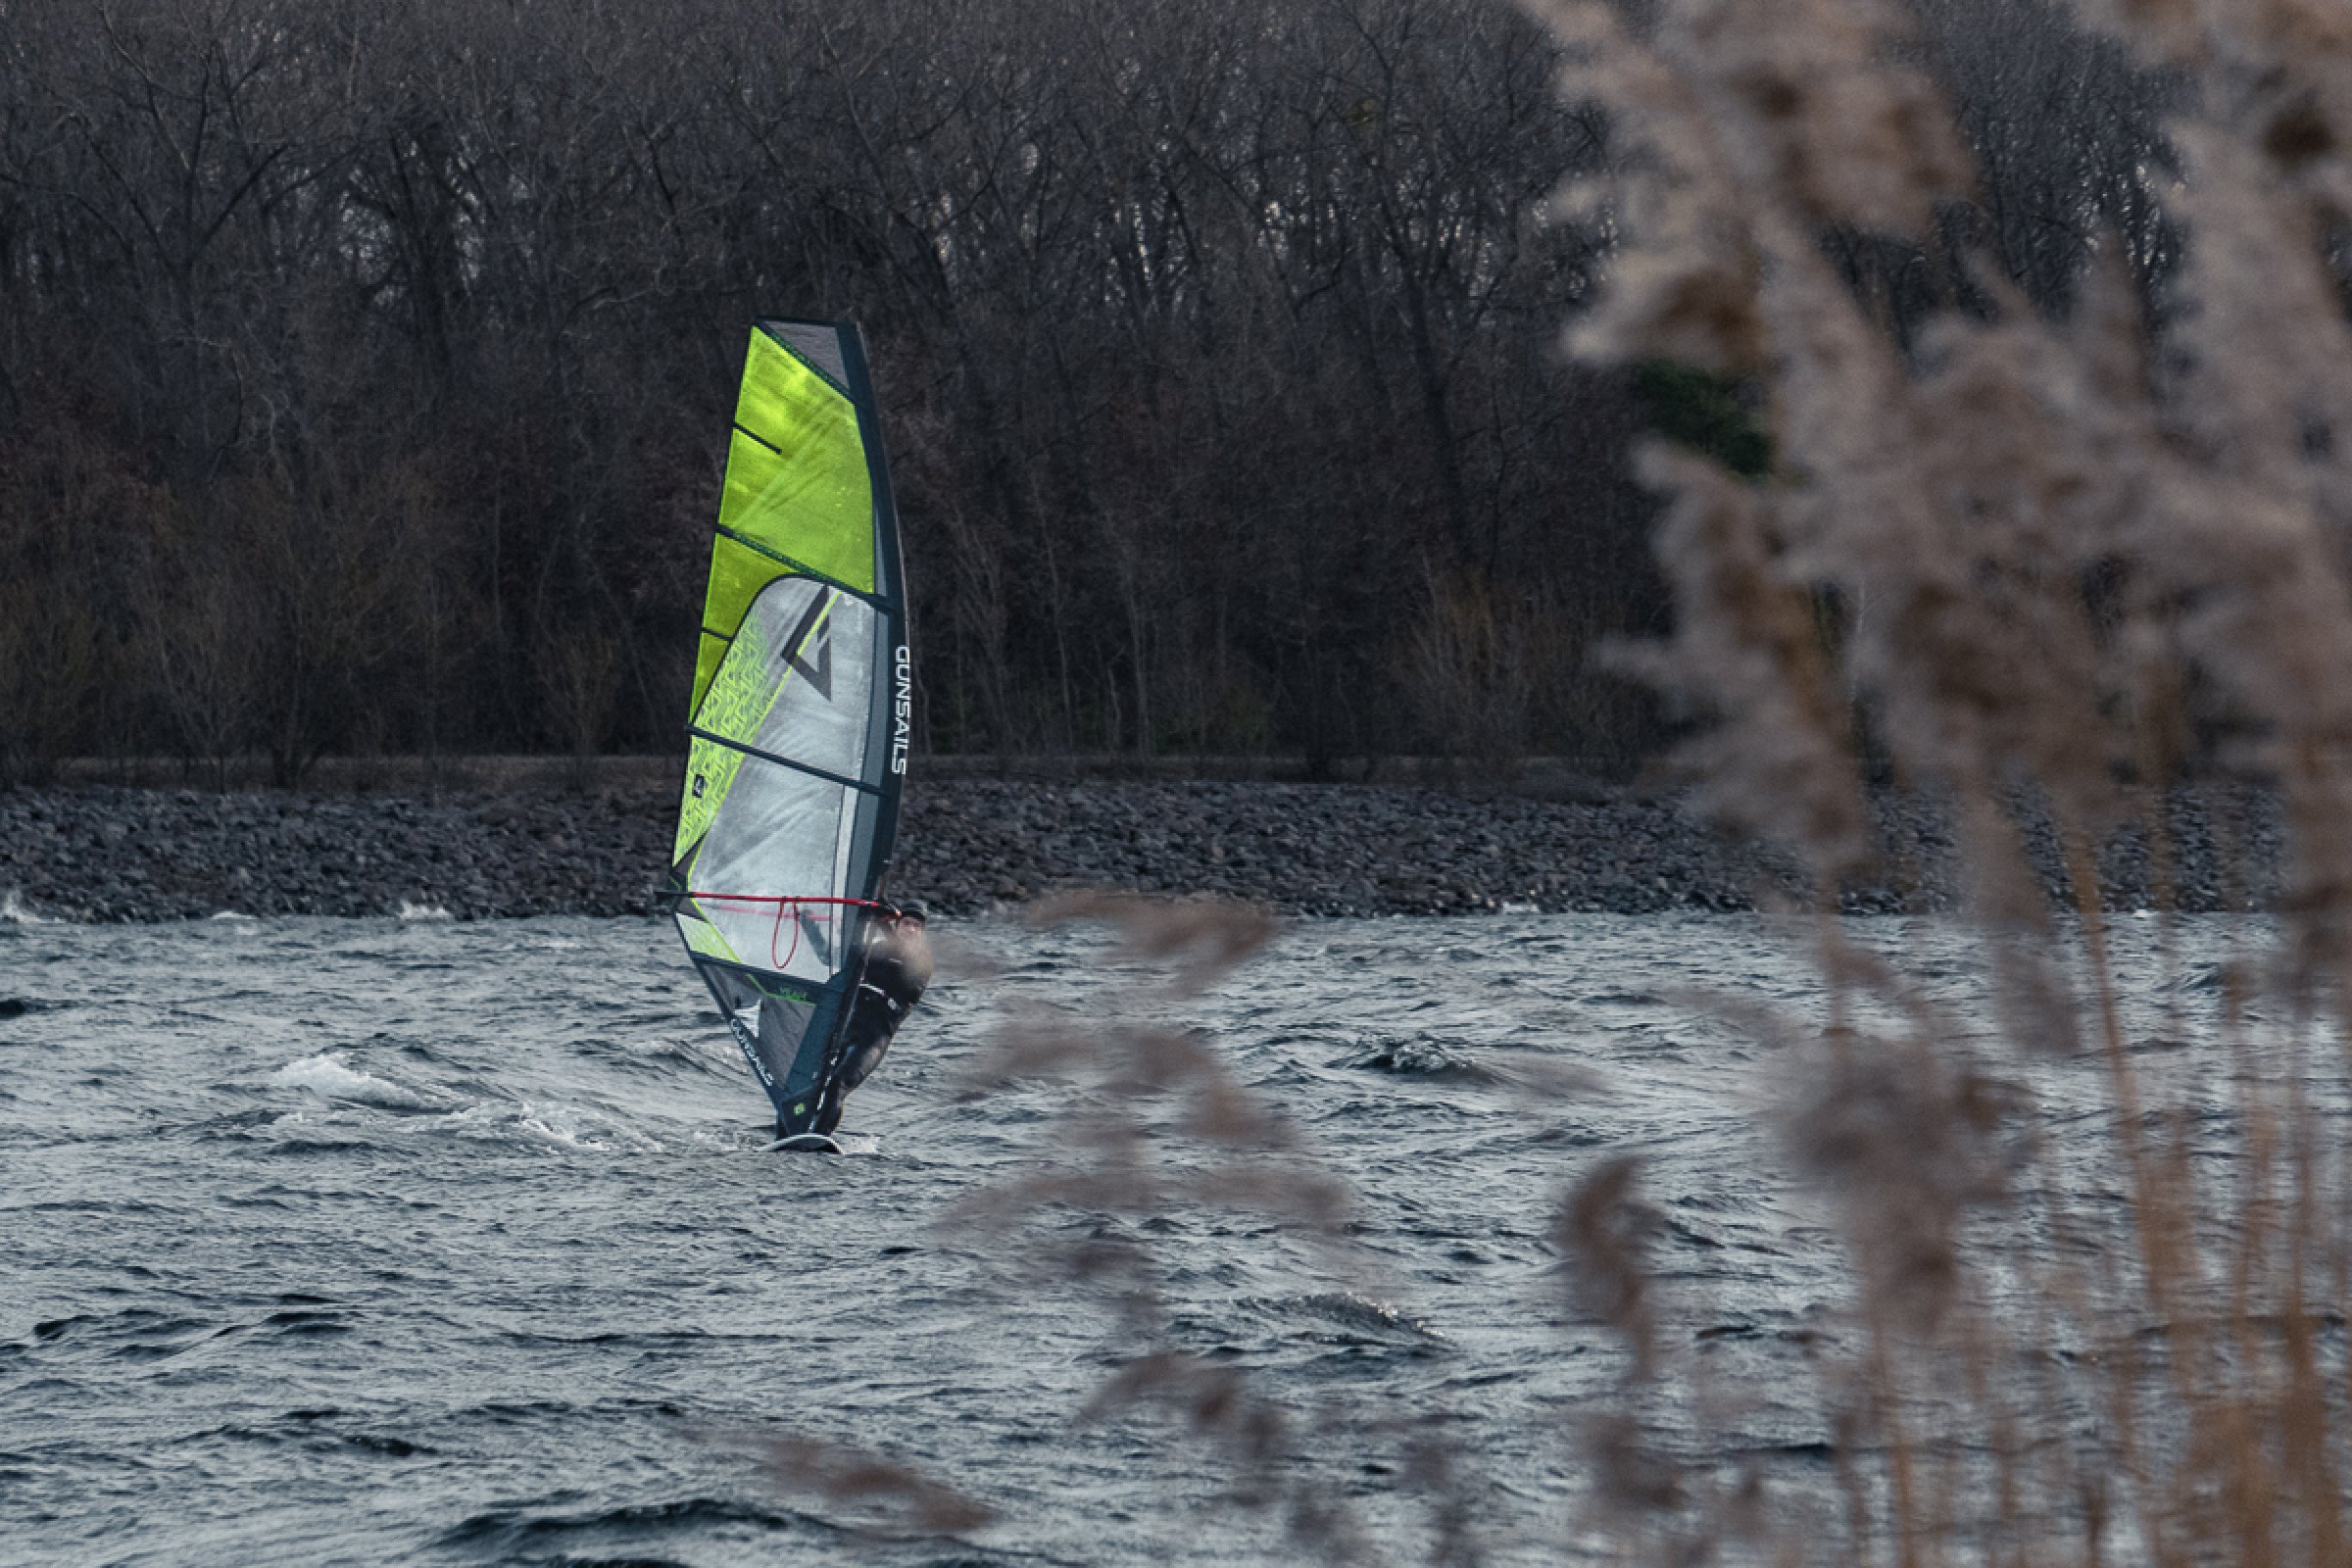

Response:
(0, 0), (2176, 784)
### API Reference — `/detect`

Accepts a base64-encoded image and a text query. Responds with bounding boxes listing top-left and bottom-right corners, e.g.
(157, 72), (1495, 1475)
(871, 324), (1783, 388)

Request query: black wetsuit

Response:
(808, 917), (930, 1137)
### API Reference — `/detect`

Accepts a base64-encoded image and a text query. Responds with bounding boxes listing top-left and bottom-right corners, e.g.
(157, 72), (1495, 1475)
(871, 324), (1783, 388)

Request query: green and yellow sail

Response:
(664, 320), (908, 1129)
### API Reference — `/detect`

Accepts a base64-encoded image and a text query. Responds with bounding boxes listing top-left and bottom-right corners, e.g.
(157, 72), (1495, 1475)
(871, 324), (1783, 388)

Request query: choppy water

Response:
(0, 909), (2285, 1565)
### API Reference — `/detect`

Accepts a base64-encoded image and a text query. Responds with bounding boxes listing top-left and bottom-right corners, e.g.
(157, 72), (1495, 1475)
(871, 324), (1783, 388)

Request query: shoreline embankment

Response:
(0, 761), (2284, 923)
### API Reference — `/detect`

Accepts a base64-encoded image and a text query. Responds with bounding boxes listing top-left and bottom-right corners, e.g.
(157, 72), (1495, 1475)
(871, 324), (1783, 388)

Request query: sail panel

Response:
(693, 577), (872, 760)
(697, 961), (831, 1114)
(677, 907), (737, 964)
(676, 575), (876, 863)
(769, 322), (850, 389)
(718, 331), (873, 593)
(742, 585), (874, 774)
(691, 767), (858, 984)
(690, 533), (782, 712)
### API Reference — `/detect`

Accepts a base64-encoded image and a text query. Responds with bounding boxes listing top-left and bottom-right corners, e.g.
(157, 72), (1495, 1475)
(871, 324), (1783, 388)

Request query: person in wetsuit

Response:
(807, 902), (931, 1137)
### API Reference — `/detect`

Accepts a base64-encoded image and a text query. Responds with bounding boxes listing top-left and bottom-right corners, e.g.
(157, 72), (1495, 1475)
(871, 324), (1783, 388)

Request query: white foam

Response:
(435, 1100), (662, 1154)
(0, 890), (46, 924)
(271, 1053), (436, 1110)
(208, 910), (257, 921)
(397, 902), (454, 922)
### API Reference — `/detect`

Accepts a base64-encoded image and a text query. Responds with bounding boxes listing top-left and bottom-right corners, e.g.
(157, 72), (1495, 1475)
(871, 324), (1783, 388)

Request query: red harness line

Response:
(687, 892), (887, 970)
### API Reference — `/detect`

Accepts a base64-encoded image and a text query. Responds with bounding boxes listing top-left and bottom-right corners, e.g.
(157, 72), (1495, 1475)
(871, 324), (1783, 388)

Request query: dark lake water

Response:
(0, 907), (2277, 1565)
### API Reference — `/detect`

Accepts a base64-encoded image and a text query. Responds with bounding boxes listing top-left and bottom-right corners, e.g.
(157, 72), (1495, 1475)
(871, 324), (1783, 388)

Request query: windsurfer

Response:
(801, 902), (931, 1138)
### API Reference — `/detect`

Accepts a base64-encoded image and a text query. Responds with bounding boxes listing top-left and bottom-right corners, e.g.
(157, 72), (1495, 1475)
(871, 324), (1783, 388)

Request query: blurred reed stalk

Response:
(944, 893), (1403, 1565)
(1513, 0), (2352, 1558)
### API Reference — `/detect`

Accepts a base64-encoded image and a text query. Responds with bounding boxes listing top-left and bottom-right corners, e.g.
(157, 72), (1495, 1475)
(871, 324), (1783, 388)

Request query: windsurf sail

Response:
(664, 319), (910, 1133)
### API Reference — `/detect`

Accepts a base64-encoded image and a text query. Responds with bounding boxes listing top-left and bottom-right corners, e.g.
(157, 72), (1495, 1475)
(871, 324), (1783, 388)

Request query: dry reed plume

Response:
(945, 896), (1391, 1563)
(769, 0), (2352, 1558)
(1510, 0), (2352, 1558)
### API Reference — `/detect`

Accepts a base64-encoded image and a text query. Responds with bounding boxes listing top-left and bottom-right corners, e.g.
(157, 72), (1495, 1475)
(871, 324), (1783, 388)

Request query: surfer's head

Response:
(892, 900), (928, 926)
(872, 900), (934, 993)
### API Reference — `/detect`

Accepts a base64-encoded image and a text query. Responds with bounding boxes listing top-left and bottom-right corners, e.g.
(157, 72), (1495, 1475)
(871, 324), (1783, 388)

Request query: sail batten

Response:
(668, 320), (907, 1125)
(710, 524), (893, 606)
(683, 730), (888, 797)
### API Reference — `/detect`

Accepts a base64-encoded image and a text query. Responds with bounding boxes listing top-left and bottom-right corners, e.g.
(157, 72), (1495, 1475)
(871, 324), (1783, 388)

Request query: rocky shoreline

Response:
(0, 774), (2286, 923)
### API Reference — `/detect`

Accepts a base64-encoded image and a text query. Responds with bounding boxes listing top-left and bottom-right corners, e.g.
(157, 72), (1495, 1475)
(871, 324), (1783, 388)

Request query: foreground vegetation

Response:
(760, 0), (2352, 1560)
